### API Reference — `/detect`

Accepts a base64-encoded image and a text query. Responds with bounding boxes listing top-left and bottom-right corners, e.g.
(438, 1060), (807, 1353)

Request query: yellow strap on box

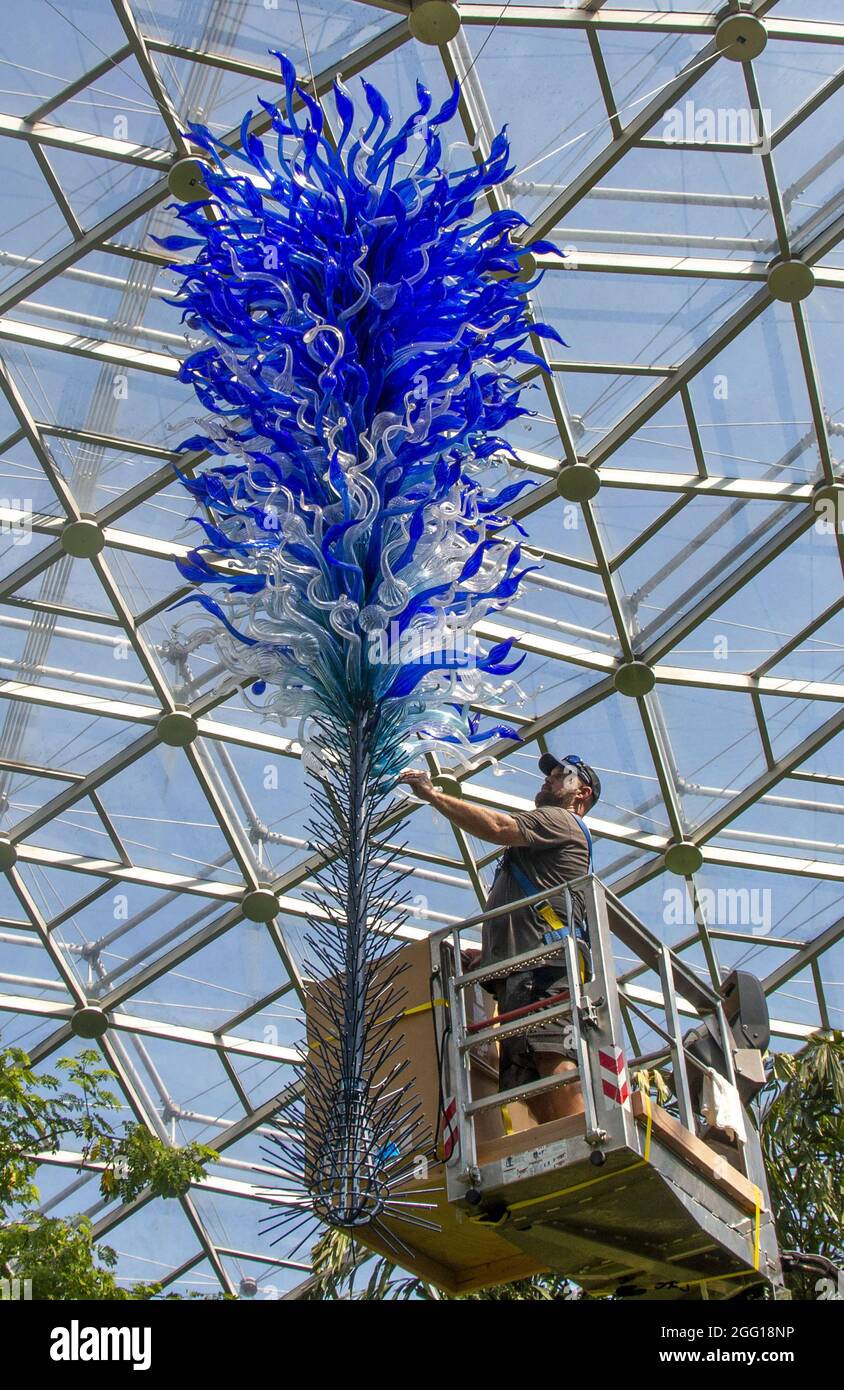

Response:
(310, 997), (447, 1051)
(643, 1089), (653, 1163)
(402, 997), (448, 1018)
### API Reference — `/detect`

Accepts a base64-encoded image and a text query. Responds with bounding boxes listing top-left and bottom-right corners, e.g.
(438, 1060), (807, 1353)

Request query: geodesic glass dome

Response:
(0, 0), (841, 1297)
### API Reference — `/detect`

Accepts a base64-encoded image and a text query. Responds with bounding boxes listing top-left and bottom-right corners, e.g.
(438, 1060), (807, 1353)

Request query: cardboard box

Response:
(302, 933), (547, 1292)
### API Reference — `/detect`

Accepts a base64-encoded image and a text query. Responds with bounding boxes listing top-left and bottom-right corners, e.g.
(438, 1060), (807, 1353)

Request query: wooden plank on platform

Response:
(477, 1112), (587, 1167)
(631, 1091), (763, 1214)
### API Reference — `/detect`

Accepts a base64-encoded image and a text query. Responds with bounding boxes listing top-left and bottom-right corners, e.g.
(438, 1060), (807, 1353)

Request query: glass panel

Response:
(685, 307), (829, 485)
(130, 0), (397, 73)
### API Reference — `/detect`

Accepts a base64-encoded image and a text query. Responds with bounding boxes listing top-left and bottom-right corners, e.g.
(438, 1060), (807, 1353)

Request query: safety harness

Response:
(500, 813), (593, 945)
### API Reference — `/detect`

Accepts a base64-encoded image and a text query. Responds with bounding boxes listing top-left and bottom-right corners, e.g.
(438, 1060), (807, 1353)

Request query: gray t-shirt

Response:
(479, 806), (590, 993)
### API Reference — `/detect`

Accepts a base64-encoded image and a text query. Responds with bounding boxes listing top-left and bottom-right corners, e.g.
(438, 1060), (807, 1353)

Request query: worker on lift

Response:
(399, 752), (601, 1127)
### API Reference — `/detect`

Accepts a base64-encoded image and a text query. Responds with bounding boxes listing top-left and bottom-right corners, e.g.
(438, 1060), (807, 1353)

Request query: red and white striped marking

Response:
(599, 1046), (629, 1104)
(441, 1096), (459, 1160)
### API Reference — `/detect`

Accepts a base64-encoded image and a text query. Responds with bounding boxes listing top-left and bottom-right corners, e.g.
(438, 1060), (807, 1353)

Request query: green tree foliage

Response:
(0, 1045), (220, 1299)
(0, 1214), (163, 1301)
(758, 1029), (844, 1300)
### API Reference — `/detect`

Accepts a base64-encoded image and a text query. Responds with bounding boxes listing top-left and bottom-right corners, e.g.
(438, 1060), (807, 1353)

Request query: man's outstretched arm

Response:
(398, 770), (528, 846)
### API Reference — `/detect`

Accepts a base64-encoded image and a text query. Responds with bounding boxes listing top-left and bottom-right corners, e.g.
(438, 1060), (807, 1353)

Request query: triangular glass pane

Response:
(96, 744), (244, 886)
(768, 72), (844, 246)
(686, 306), (827, 484)
(0, 436), (68, 516)
(709, 796), (844, 869)
(0, 527), (58, 585)
(568, 379), (689, 459)
(48, 52), (173, 151)
(19, 552), (117, 617)
(761, 690), (841, 761)
(40, 146), (162, 232)
(0, 1), (131, 110)
(659, 529), (841, 675)
(460, 21), (613, 202)
(756, 597), (844, 688)
(132, 0), (398, 78)
(533, 265), (756, 417)
(0, 692), (142, 778)
(803, 285), (844, 433)
(0, 340), (188, 455)
(653, 682), (768, 825)
(0, 765), (78, 837)
(128, 920), (295, 1034)
(0, 141), (70, 281)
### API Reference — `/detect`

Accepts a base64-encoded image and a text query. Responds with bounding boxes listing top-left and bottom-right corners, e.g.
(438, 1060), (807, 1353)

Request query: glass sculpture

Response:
(157, 50), (563, 1250)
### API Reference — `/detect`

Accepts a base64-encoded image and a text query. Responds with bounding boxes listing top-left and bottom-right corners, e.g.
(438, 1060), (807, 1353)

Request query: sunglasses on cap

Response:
(538, 750), (600, 803)
(557, 757), (591, 786)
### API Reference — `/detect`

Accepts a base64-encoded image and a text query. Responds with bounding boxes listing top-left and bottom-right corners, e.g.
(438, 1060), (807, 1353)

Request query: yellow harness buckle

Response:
(537, 903), (566, 933)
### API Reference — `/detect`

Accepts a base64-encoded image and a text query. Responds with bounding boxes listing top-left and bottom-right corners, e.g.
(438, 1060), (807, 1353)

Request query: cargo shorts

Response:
(497, 966), (578, 1094)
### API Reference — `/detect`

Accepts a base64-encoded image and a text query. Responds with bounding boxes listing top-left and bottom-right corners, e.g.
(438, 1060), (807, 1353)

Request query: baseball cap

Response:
(538, 751), (601, 805)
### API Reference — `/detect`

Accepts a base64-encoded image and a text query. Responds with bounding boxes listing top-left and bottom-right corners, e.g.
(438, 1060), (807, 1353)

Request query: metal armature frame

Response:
(0, 0), (841, 1294)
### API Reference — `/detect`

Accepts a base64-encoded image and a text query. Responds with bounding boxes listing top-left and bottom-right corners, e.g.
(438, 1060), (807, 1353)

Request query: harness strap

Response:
(570, 812), (594, 872)
(503, 813), (593, 941)
(506, 855), (569, 935)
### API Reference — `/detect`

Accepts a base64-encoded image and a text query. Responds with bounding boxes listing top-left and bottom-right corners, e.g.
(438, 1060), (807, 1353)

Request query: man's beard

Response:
(535, 786), (579, 809)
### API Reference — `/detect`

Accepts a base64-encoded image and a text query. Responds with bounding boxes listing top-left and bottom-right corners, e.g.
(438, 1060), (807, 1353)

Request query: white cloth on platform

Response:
(701, 1065), (747, 1146)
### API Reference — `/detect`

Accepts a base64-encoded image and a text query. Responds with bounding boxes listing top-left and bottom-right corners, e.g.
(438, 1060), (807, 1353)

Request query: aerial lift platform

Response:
(329, 874), (788, 1300)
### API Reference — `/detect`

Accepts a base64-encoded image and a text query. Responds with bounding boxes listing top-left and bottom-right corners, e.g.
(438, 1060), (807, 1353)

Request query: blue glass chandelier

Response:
(157, 51), (563, 1246)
